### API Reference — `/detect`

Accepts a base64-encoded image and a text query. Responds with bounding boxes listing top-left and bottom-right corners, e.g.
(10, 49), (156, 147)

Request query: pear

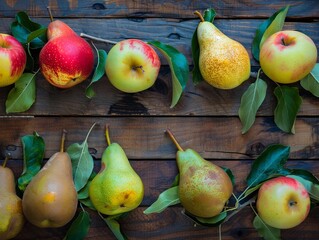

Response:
(39, 9), (94, 88)
(166, 129), (233, 218)
(22, 130), (78, 228)
(89, 126), (144, 215)
(194, 11), (250, 89)
(0, 156), (24, 240)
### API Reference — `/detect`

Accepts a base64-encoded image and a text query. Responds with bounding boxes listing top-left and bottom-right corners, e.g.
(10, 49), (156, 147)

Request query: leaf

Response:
(26, 28), (47, 44)
(18, 132), (45, 191)
(100, 213), (128, 240)
(79, 198), (96, 211)
(239, 74), (267, 134)
(288, 175), (319, 201)
(274, 86), (302, 134)
(77, 171), (97, 200)
(191, 8), (216, 85)
(64, 209), (91, 240)
(6, 72), (37, 113)
(148, 41), (189, 108)
(252, 6), (289, 61)
(194, 211), (227, 226)
(222, 167), (235, 187)
(67, 123), (97, 192)
(243, 183), (263, 199)
(288, 169), (319, 184)
(300, 63), (319, 97)
(143, 186), (180, 214)
(86, 43), (107, 98)
(253, 215), (281, 240)
(246, 144), (290, 187)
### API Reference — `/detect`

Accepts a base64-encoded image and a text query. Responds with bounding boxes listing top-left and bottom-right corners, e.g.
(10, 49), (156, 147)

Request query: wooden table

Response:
(0, 1), (318, 239)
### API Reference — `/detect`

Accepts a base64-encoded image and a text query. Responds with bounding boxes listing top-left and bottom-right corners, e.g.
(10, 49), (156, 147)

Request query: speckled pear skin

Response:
(197, 21), (251, 89)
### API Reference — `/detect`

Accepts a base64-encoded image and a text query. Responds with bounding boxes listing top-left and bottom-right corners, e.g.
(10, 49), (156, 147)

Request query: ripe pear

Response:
(22, 130), (78, 228)
(194, 11), (250, 89)
(89, 126), (144, 215)
(166, 129), (233, 218)
(0, 157), (24, 240)
(39, 17), (94, 88)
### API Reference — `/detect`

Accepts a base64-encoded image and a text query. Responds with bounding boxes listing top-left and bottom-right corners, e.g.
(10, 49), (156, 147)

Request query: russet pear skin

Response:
(89, 143), (144, 215)
(22, 152), (78, 228)
(197, 21), (251, 89)
(177, 149), (233, 218)
(0, 165), (24, 239)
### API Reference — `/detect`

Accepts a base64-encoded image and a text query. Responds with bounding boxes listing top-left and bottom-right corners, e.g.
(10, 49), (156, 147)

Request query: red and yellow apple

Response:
(39, 20), (94, 88)
(256, 176), (310, 229)
(105, 39), (161, 93)
(260, 30), (317, 84)
(0, 33), (27, 87)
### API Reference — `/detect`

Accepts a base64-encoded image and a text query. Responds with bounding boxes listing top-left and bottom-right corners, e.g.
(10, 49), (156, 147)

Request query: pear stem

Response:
(166, 129), (184, 152)
(60, 129), (67, 153)
(105, 125), (111, 146)
(2, 155), (10, 168)
(47, 6), (54, 22)
(194, 11), (205, 22)
(80, 33), (118, 45)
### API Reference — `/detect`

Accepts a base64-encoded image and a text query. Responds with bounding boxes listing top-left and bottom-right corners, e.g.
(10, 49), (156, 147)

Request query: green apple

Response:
(105, 39), (161, 93)
(260, 30), (317, 84)
(256, 176), (310, 229)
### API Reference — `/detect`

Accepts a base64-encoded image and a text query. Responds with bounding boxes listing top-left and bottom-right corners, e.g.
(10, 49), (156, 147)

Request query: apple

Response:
(259, 30), (317, 84)
(105, 39), (161, 93)
(256, 176), (310, 229)
(0, 33), (27, 87)
(39, 20), (94, 88)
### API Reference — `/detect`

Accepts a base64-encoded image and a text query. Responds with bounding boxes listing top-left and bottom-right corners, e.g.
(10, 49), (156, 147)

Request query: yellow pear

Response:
(195, 11), (251, 89)
(0, 156), (24, 240)
(22, 130), (78, 228)
(89, 126), (144, 215)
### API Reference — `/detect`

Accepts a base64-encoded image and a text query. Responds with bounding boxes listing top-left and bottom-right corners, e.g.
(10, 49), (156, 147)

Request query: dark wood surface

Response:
(0, 1), (318, 239)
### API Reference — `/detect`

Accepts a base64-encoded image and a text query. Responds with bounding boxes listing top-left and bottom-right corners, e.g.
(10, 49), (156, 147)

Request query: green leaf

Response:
(252, 6), (289, 61)
(86, 44), (107, 99)
(100, 213), (128, 240)
(191, 8), (216, 85)
(194, 211), (227, 226)
(79, 198), (96, 211)
(67, 123), (97, 192)
(243, 183), (263, 199)
(143, 186), (180, 214)
(6, 72), (37, 113)
(77, 171), (97, 200)
(246, 144), (290, 187)
(253, 215), (281, 240)
(18, 132), (45, 191)
(239, 73), (267, 134)
(300, 63), (319, 97)
(26, 28), (47, 44)
(288, 169), (319, 184)
(64, 209), (91, 240)
(288, 175), (319, 201)
(222, 167), (235, 187)
(148, 41), (189, 108)
(274, 86), (302, 134)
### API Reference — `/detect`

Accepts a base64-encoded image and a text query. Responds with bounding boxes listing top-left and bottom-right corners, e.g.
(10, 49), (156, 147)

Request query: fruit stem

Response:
(80, 33), (118, 45)
(47, 6), (54, 22)
(105, 125), (111, 146)
(166, 129), (184, 152)
(60, 129), (67, 153)
(194, 11), (205, 22)
(2, 154), (10, 168)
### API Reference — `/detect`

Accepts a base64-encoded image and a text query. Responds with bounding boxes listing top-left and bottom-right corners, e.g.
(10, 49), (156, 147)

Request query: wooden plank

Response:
(1, 117), (318, 160)
(0, 0), (318, 19)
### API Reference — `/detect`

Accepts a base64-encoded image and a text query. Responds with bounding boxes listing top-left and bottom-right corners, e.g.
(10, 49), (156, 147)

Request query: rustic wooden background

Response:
(0, 0), (318, 239)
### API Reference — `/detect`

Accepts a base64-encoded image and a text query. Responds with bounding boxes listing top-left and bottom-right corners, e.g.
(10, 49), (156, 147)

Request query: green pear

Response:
(166, 129), (233, 218)
(89, 126), (144, 215)
(22, 130), (78, 228)
(195, 11), (250, 89)
(0, 156), (25, 240)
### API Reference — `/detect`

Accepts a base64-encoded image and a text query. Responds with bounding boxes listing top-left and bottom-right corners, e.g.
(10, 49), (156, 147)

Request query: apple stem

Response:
(105, 125), (112, 146)
(80, 33), (117, 45)
(166, 129), (184, 152)
(47, 6), (54, 22)
(2, 154), (10, 168)
(60, 129), (67, 153)
(194, 11), (205, 22)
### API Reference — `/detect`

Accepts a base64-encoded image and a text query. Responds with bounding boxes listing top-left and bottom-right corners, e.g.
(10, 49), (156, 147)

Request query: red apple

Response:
(256, 176), (310, 229)
(260, 30), (317, 84)
(105, 39), (161, 93)
(39, 20), (94, 88)
(0, 33), (27, 87)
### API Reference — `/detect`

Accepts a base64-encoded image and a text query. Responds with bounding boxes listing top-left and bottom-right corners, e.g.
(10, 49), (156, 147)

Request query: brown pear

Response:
(0, 157), (25, 240)
(22, 130), (78, 228)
